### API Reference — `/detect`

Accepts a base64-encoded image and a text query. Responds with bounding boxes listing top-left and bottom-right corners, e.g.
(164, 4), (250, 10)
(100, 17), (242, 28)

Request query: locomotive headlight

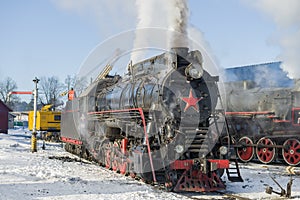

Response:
(219, 146), (228, 155)
(185, 63), (203, 79)
(175, 145), (184, 154)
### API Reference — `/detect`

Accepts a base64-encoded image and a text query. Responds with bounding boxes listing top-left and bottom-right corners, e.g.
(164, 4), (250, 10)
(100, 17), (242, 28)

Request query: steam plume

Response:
(54, 1), (202, 67)
(131, 0), (189, 63)
(130, 0), (160, 63)
(166, 0), (189, 47)
(246, 0), (300, 78)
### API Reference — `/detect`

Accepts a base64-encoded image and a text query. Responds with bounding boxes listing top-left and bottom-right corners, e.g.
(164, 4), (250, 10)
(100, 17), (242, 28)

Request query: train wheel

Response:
(165, 170), (177, 192)
(128, 161), (136, 178)
(119, 159), (127, 174)
(105, 143), (112, 169)
(282, 139), (300, 166)
(256, 137), (275, 164)
(112, 152), (118, 171)
(112, 142), (120, 172)
(237, 136), (254, 162)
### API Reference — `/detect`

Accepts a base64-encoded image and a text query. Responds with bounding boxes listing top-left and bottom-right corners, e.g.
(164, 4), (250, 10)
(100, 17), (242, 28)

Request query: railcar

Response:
(225, 83), (300, 166)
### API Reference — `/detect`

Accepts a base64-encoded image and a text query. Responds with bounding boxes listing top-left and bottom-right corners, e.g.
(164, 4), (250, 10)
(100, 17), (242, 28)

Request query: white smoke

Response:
(165, 0), (189, 47)
(53, 0), (213, 71)
(131, 0), (189, 63)
(130, 1), (163, 63)
(245, 0), (300, 78)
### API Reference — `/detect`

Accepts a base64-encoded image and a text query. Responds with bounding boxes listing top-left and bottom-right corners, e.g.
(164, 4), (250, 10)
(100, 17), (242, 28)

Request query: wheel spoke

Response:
(293, 141), (298, 149)
(295, 143), (300, 150)
(237, 136), (254, 162)
(256, 137), (275, 164)
(282, 139), (300, 166)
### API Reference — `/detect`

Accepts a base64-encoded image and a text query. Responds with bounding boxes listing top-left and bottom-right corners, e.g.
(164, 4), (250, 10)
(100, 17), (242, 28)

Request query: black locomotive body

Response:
(225, 82), (300, 166)
(61, 48), (241, 192)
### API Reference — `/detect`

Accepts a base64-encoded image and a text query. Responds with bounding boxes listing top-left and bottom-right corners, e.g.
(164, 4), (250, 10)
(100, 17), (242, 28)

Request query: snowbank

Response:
(1, 129), (300, 200)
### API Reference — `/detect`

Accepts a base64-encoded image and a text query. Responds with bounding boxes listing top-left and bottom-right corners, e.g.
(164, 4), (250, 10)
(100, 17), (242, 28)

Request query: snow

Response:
(1, 129), (300, 200)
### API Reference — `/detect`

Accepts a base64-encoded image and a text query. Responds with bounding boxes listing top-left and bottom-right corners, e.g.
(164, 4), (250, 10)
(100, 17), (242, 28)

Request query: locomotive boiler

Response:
(225, 82), (300, 166)
(61, 47), (242, 192)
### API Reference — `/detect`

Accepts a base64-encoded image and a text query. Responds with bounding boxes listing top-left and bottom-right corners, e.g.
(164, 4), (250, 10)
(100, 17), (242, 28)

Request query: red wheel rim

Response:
(119, 159), (128, 174)
(112, 151), (118, 171)
(256, 137), (275, 164)
(112, 143), (120, 171)
(282, 139), (300, 166)
(105, 149), (111, 169)
(237, 136), (254, 162)
(105, 143), (112, 169)
(130, 172), (136, 178)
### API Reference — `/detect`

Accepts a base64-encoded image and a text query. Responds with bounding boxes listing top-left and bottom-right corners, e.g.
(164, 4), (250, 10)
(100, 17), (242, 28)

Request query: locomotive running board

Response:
(226, 159), (243, 182)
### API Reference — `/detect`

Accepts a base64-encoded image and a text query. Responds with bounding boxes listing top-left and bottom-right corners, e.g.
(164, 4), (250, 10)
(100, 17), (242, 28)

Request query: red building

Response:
(0, 100), (12, 134)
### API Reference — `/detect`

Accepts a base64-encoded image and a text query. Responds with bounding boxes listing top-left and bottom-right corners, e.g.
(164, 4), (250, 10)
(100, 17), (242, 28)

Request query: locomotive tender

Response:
(61, 47), (241, 192)
(225, 81), (300, 166)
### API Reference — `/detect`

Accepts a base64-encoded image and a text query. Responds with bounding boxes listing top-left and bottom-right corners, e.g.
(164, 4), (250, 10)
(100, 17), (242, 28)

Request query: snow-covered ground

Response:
(1, 129), (300, 200)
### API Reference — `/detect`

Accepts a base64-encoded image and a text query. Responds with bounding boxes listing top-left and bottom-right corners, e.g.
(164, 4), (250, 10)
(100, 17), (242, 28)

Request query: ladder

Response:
(226, 159), (243, 182)
(210, 81), (243, 182)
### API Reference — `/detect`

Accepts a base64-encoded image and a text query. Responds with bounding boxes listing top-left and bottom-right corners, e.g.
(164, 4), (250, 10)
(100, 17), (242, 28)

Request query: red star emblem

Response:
(181, 89), (203, 112)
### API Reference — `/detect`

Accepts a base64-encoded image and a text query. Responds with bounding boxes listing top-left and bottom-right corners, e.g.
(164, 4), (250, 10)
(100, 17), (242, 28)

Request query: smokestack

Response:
(171, 47), (189, 57)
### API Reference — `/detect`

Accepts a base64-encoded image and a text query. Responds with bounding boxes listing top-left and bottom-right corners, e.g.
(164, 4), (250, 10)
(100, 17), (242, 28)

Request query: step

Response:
(227, 176), (244, 182)
(226, 160), (244, 182)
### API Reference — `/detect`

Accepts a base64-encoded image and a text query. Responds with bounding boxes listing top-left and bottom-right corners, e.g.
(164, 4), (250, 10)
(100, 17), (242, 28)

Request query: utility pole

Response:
(31, 77), (39, 153)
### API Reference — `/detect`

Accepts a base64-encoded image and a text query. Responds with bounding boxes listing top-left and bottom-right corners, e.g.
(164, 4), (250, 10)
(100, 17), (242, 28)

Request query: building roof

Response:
(224, 61), (294, 88)
(0, 100), (12, 112)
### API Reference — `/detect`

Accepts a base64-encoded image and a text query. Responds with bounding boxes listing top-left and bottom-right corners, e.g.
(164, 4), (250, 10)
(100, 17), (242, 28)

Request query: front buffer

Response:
(167, 159), (229, 192)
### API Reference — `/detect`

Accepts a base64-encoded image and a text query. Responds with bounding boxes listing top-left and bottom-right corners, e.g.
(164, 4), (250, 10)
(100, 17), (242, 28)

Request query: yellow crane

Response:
(28, 104), (61, 142)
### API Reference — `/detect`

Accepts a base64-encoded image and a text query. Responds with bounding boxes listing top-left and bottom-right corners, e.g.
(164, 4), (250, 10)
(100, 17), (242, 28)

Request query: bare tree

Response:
(64, 74), (76, 91)
(0, 77), (18, 105)
(65, 75), (88, 96)
(40, 76), (64, 106)
(74, 76), (88, 96)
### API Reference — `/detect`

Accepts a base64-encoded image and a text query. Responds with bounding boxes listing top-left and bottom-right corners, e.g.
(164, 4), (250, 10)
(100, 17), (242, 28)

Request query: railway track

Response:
(49, 151), (300, 199)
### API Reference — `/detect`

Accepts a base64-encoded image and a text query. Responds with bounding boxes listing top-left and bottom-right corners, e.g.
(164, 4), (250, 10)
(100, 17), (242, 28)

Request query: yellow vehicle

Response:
(28, 105), (61, 141)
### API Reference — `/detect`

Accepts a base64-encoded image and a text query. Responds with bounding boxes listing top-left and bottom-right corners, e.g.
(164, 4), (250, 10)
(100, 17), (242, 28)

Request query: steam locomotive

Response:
(61, 47), (242, 192)
(225, 81), (300, 166)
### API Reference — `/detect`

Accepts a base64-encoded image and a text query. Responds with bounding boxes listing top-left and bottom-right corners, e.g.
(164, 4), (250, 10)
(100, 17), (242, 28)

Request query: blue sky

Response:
(0, 0), (283, 99)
